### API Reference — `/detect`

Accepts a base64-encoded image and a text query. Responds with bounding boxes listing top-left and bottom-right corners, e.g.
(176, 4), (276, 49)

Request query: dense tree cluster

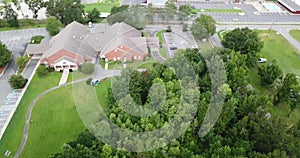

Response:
(46, 16), (61, 36)
(191, 14), (216, 40)
(53, 48), (300, 157)
(0, 42), (12, 67)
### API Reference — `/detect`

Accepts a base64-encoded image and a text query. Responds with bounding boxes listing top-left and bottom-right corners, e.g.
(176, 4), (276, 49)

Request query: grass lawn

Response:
(84, 0), (120, 13)
(19, 85), (86, 158)
(30, 35), (44, 44)
(258, 30), (300, 77)
(204, 9), (243, 13)
(100, 58), (156, 70)
(95, 78), (112, 111)
(159, 47), (168, 58)
(156, 30), (167, 45)
(0, 72), (62, 158)
(289, 29), (300, 44)
(196, 39), (214, 52)
(251, 30), (300, 125)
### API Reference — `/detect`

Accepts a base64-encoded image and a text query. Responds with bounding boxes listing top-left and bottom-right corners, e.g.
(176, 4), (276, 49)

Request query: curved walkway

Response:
(13, 78), (88, 158)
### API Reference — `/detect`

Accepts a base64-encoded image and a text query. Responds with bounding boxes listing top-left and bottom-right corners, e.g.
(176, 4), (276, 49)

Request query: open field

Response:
(251, 30), (300, 125)
(289, 29), (300, 44)
(0, 72), (62, 158)
(84, 0), (120, 13)
(19, 86), (85, 158)
(0, 24), (46, 32)
(258, 30), (300, 77)
(100, 59), (156, 70)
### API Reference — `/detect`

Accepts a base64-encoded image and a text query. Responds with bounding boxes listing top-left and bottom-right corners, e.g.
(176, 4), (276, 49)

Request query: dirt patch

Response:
(0, 66), (5, 75)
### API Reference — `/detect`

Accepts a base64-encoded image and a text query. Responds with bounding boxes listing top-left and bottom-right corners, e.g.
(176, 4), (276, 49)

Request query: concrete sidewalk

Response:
(58, 69), (69, 85)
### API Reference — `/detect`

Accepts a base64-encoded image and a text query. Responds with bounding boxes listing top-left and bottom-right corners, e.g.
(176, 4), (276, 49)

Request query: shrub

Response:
(86, 78), (92, 85)
(36, 65), (48, 77)
(9, 74), (27, 89)
(80, 63), (95, 74)
(47, 67), (55, 72)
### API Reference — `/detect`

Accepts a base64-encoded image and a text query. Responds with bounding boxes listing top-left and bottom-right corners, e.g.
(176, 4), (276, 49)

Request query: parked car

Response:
(257, 58), (267, 63)
(170, 46), (177, 50)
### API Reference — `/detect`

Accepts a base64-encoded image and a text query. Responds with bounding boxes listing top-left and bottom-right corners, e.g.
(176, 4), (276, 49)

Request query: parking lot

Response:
(177, 1), (300, 23)
(0, 90), (22, 137)
(163, 30), (198, 58)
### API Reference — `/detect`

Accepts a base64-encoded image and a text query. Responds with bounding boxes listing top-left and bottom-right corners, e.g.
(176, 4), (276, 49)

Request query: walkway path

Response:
(58, 69), (69, 85)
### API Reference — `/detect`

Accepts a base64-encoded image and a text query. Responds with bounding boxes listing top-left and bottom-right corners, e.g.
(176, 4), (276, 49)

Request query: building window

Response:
(63, 62), (66, 64)
(133, 56), (137, 60)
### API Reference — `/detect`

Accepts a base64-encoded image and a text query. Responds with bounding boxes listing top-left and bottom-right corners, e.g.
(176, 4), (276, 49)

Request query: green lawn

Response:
(204, 9), (243, 13)
(84, 0), (120, 13)
(0, 72), (62, 158)
(95, 78), (112, 111)
(252, 30), (300, 125)
(258, 30), (300, 77)
(196, 40), (214, 52)
(159, 47), (168, 58)
(19, 86), (86, 158)
(289, 29), (300, 44)
(30, 35), (44, 44)
(100, 58), (156, 70)
(156, 30), (167, 45)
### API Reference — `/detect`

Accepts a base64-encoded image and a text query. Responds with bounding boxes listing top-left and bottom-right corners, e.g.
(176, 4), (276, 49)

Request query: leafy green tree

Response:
(9, 74), (27, 89)
(178, 4), (193, 21)
(0, 42), (12, 67)
(182, 23), (188, 32)
(3, 3), (19, 27)
(87, 8), (100, 23)
(80, 63), (95, 74)
(24, 0), (45, 18)
(165, 2), (176, 21)
(221, 27), (263, 66)
(145, 3), (154, 24)
(273, 73), (299, 105)
(46, 16), (61, 36)
(36, 65), (48, 77)
(46, 0), (85, 25)
(191, 14), (216, 39)
(110, 5), (129, 15)
(258, 60), (283, 85)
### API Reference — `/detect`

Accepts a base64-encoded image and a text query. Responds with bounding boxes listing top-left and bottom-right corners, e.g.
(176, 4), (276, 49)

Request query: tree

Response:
(87, 8), (100, 23)
(191, 14), (216, 39)
(46, 16), (61, 36)
(165, 2), (176, 21)
(9, 74), (27, 89)
(2, 3), (19, 27)
(80, 63), (95, 74)
(273, 73), (299, 105)
(46, 0), (85, 25)
(182, 23), (188, 32)
(24, 0), (45, 18)
(145, 3), (154, 24)
(221, 27), (263, 54)
(258, 60), (283, 85)
(191, 22), (209, 40)
(0, 42), (12, 67)
(110, 5), (129, 15)
(36, 65), (48, 77)
(178, 5), (193, 21)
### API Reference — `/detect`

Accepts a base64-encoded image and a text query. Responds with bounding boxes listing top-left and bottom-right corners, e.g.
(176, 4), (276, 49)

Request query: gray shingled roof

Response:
(279, 0), (300, 11)
(42, 21), (151, 59)
(92, 22), (148, 56)
(42, 21), (96, 59)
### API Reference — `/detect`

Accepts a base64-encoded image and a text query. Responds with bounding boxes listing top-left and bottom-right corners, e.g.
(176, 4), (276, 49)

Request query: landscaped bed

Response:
(30, 35), (44, 44)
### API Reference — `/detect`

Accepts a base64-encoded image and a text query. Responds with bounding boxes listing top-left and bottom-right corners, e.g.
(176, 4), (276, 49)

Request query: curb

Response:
(0, 63), (9, 77)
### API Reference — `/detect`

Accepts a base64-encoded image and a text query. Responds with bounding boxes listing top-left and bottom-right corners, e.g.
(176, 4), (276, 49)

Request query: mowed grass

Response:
(95, 78), (112, 111)
(19, 85), (86, 158)
(258, 30), (300, 77)
(0, 72), (62, 158)
(156, 30), (167, 45)
(84, 0), (120, 13)
(289, 29), (300, 44)
(252, 30), (300, 125)
(159, 47), (168, 58)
